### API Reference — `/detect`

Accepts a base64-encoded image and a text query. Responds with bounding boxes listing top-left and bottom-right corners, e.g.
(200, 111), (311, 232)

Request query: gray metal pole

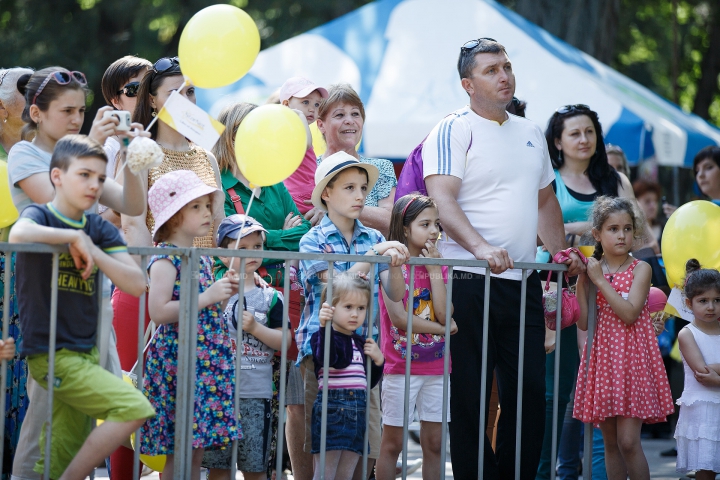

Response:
(477, 272), (491, 480)
(583, 284), (597, 480)
(361, 264), (377, 480)
(43, 253), (60, 480)
(275, 260), (292, 477)
(133, 255), (147, 479)
(230, 258), (246, 477)
(514, 270), (528, 480)
(0, 252), (13, 468)
(550, 273), (563, 480)
(440, 266), (454, 480)
(401, 265), (416, 479)
(319, 262), (334, 480)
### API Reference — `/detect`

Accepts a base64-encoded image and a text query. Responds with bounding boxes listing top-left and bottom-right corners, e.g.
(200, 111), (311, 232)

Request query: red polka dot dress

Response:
(573, 259), (674, 425)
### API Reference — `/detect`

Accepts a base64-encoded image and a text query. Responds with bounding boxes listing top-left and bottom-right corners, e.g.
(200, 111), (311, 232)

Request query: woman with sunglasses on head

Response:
(6, 66), (149, 480)
(535, 104), (636, 480)
(111, 57), (223, 478)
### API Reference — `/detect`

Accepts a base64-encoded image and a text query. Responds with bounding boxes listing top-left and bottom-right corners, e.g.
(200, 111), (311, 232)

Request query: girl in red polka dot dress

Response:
(573, 196), (673, 480)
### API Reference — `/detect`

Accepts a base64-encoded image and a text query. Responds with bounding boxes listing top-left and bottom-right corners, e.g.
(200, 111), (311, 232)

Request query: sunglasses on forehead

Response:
(152, 57), (180, 74)
(32, 70), (87, 105)
(461, 38), (498, 53)
(117, 81), (140, 98)
(556, 104), (590, 115)
(0, 70), (9, 87)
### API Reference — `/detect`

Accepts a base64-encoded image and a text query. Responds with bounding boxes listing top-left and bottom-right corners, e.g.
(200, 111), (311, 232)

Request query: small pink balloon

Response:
(647, 287), (667, 313)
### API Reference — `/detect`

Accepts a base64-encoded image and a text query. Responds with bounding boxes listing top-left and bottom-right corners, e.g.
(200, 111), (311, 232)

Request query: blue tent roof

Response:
(197, 0), (720, 167)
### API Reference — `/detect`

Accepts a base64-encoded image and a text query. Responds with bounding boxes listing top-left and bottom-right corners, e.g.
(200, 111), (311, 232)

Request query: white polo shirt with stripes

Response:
(422, 106), (554, 280)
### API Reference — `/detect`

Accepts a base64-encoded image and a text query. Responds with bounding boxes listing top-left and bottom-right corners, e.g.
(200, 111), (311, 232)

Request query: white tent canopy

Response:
(196, 0), (720, 167)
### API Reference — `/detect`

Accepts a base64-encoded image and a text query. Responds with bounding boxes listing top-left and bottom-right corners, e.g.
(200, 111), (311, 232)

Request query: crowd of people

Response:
(0, 36), (719, 480)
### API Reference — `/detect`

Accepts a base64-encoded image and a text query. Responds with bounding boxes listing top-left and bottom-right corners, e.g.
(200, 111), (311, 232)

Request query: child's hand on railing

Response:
(69, 230), (95, 280)
(319, 302), (334, 327)
(448, 319), (458, 335)
(0, 338), (15, 361)
(364, 338), (384, 366)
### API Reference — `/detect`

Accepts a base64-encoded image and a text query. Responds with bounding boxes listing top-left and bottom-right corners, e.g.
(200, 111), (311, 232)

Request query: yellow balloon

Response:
(0, 161), (19, 228)
(235, 105), (306, 186)
(309, 122), (327, 158)
(309, 122), (362, 159)
(178, 5), (260, 89)
(140, 454), (167, 472)
(661, 200), (720, 287)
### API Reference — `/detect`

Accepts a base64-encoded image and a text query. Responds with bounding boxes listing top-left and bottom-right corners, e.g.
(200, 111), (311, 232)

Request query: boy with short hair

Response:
(9, 134), (155, 480)
(295, 151), (409, 475)
(202, 214), (287, 479)
(280, 76), (328, 216)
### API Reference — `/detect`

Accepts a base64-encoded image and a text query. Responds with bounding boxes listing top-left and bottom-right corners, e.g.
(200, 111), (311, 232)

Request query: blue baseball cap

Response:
(216, 215), (267, 246)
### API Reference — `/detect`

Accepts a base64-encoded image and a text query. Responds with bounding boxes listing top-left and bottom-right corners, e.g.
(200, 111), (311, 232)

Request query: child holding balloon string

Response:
(141, 170), (240, 480)
(573, 196), (674, 480)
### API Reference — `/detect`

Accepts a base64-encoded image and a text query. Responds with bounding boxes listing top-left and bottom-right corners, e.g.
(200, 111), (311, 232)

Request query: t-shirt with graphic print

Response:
(379, 265), (450, 375)
(225, 285), (285, 399)
(15, 203), (127, 357)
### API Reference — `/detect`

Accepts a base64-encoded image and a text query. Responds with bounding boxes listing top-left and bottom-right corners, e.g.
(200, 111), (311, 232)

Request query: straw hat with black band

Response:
(311, 151), (380, 211)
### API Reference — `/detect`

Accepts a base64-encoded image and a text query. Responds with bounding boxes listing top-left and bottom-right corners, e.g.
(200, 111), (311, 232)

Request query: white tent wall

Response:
(196, 0), (720, 167)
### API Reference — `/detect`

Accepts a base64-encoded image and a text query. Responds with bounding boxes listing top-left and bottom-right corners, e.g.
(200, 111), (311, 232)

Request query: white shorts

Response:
(381, 374), (450, 426)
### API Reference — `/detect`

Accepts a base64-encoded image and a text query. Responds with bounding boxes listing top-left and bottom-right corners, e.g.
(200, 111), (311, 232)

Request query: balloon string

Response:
(144, 76), (191, 133)
(227, 185), (257, 273)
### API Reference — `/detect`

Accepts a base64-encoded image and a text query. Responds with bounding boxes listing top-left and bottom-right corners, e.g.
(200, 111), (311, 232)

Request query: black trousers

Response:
(449, 271), (546, 480)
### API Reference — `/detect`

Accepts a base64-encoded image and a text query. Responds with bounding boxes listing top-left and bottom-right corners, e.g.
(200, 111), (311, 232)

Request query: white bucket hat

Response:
(148, 170), (223, 242)
(310, 151), (380, 211)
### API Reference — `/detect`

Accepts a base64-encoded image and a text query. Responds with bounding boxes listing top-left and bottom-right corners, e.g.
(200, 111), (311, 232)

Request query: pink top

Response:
(380, 265), (450, 375)
(318, 341), (366, 390)
(283, 146), (317, 214)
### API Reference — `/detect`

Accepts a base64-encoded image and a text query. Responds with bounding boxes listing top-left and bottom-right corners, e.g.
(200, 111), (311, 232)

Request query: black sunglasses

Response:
(117, 81), (140, 98)
(556, 104), (590, 115)
(152, 57), (180, 74)
(461, 38), (497, 53)
(0, 70), (8, 87)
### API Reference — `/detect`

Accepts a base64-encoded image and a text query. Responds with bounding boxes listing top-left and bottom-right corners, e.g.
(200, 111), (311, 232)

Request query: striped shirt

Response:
(318, 341), (366, 390)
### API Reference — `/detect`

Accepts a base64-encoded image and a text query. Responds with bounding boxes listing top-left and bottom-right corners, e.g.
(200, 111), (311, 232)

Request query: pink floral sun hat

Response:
(148, 170), (223, 242)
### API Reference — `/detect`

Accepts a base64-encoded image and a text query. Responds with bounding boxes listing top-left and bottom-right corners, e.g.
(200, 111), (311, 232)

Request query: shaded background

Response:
(1, 0), (718, 130)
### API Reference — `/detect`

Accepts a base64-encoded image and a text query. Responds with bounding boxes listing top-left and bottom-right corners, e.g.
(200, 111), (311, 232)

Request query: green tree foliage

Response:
(0, 0), (371, 130)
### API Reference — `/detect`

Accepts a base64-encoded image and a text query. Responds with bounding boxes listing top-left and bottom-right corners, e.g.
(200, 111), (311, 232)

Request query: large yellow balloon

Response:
(178, 5), (260, 89)
(0, 161), (19, 228)
(235, 105), (306, 187)
(661, 200), (720, 287)
(140, 454), (167, 472)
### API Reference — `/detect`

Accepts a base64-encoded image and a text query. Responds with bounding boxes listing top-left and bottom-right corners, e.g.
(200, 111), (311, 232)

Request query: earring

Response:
(3, 118), (6, 123)
(151, 110), (157, 117)
(558, 150), (564, 162)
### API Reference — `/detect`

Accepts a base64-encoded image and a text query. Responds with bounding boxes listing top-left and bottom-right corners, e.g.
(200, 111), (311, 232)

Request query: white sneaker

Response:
(395, 458), (423, 478)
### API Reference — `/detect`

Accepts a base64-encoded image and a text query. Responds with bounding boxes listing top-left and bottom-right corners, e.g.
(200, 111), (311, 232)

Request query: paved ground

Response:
(93, 437), (702, 479)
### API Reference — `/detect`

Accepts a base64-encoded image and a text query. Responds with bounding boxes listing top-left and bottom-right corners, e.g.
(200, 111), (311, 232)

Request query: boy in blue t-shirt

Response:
(9, 135), (154, 480)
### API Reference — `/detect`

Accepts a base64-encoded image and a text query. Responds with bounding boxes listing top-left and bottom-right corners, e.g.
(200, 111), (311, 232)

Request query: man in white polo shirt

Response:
(423, 38), (585, 480)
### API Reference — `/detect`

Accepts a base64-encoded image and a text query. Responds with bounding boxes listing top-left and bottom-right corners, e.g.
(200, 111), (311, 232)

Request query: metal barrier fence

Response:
(0, 242), (597, 480)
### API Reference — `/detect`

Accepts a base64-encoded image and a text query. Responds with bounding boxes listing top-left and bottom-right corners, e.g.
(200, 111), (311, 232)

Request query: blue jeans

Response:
(556, 419), (607, 480)
(311, 389), (366, 456)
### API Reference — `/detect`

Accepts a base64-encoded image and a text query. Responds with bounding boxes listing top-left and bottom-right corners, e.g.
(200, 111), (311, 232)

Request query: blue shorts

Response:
(311, 389), (366, 456)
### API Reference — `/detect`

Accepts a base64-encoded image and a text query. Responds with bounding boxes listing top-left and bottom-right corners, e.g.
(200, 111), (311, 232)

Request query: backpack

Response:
(394, 113), (472, 202)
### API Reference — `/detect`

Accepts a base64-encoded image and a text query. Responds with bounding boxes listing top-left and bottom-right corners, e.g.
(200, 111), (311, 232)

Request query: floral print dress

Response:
(140, 244), (240, 455)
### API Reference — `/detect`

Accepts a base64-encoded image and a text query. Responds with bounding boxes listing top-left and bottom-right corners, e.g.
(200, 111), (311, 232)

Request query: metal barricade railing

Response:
(0, 242), (593, 480)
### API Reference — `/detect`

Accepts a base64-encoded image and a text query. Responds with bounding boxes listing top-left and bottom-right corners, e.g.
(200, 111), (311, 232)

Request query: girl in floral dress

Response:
(141, 170), (239, 479)
(574, 196), (673, 480)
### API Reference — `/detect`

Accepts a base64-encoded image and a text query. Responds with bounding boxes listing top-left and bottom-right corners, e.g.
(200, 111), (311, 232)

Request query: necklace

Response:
(604, 255), (630, 282)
